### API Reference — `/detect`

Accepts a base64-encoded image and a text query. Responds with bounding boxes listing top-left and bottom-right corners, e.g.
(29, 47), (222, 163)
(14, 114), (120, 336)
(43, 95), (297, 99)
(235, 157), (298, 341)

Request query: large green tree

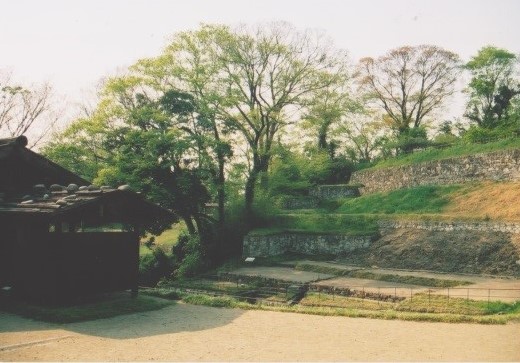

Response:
(464, 46), (519, 128)
(44, 77), (210, 236)
(207, 23), (349, 217)
(136, 23), (350, 219)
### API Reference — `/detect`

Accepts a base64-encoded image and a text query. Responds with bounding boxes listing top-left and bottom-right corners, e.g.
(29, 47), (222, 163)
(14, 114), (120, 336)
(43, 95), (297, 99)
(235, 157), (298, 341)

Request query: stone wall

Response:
(281, 197), (319, 210)
(350, 149), (520, 194)
(309, 185), (360, 199)
(243, 233), (374, 257)
(378, 220), (520, 234)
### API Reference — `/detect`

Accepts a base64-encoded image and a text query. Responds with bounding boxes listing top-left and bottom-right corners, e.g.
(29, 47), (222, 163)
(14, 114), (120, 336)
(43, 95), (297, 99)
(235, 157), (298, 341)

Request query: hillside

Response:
(337, 181), (520, 222)
(247, 148), (520, 276)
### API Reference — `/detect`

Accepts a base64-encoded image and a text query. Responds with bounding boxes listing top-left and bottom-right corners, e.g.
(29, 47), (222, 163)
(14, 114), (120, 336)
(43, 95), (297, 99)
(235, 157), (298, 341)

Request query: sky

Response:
(1, 0), (519, 122)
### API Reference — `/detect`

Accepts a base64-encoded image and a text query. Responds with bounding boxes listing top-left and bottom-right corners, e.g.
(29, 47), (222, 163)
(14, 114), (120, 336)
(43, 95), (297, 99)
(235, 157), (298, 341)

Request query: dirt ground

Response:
(1, 302), (519, 362)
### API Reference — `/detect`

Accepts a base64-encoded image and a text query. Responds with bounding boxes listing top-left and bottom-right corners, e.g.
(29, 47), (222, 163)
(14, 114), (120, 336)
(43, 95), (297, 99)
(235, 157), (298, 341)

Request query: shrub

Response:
(172, 231), (206, 278)
(139, 248), (175, 287)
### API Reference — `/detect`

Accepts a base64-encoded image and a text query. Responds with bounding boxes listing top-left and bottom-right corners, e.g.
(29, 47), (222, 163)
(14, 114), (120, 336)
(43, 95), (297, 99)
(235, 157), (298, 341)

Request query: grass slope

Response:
(336, 185), (462, 215)
(250, 214), (378, 236)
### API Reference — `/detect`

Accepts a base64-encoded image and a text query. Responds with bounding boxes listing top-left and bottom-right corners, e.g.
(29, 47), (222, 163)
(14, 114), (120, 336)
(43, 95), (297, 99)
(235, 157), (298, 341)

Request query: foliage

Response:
(391, 126), (431, 154)
(342, 115), (389, 162)
(172, 231), (207, 278)
(464, 46), (519, 128)
(301, 78), (356, 157)
(160, 23), (351, 216)
(267, 148), (354, 198)
(139, 248), (175, 287)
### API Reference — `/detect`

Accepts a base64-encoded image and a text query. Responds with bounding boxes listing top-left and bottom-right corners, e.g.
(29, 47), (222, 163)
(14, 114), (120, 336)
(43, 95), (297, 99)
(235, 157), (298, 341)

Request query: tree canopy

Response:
(464, 46), (519, 128)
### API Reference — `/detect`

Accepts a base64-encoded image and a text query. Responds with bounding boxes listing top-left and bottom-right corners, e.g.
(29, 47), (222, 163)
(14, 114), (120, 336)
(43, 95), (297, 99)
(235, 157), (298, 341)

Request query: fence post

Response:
(428, 289), (431, 305)
(410, 288), (413, 302)
(447, 287), (450, 306)
(488, 289), (490, 308)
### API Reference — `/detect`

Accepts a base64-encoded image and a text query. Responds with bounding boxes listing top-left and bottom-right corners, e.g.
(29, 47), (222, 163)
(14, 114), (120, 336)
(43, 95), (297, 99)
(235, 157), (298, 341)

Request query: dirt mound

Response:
(339, 228), (520, 276)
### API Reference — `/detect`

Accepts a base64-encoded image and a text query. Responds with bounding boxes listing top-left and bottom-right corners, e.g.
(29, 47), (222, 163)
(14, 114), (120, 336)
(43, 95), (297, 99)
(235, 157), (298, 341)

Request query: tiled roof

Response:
(0, 184), (127, 215)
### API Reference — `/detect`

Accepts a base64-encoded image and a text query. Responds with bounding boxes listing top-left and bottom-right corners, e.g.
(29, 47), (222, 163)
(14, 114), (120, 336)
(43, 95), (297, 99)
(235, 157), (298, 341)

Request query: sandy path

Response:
(1, 303), (519, 361)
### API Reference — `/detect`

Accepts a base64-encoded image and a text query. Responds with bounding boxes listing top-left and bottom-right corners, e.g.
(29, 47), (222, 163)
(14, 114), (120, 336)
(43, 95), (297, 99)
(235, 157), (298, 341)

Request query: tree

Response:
(341, 114), (388, 163)
(44, 76), (211, 236)
(0, 71), (59, 146)
(204, 23), (349, 218)
(357, 45), (461, 145)
(137, 27), (235, 229)
(464, 46), (519, 128)
(302, 77), (354, 158)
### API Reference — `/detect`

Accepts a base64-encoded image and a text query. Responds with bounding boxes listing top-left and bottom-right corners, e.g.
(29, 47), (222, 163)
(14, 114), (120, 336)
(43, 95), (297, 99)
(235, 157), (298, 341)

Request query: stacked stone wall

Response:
(350, 149), (520, 194)
(243, 233), (374, 257)
(309, 185), (360, 199)
(378, 220), (520, 234)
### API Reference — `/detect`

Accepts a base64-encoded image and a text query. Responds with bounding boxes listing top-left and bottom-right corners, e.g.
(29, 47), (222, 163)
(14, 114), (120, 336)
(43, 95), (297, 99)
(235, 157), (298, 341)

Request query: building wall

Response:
(350, 149), (520, 194)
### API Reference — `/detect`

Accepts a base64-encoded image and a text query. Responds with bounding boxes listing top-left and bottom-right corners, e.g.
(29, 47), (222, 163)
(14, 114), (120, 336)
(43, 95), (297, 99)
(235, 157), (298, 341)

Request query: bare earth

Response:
(1, 303), (519, 361)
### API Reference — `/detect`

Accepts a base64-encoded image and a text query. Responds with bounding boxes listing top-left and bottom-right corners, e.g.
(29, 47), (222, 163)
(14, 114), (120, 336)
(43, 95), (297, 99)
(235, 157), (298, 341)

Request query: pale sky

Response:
(1, 0), (519, 121)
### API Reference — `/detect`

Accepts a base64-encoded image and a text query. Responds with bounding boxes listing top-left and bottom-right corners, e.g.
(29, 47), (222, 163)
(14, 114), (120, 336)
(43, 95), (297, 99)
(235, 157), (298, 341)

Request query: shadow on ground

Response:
(0, 301), (244, 340)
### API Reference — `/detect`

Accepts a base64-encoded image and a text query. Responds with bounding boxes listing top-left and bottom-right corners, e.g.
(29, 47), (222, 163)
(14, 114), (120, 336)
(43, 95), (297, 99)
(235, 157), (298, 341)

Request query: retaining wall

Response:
(243, 233), (374, 257)
(350, 149), (520, 194)
(309, 185), (360, 199)
(378, 220), (520, 234)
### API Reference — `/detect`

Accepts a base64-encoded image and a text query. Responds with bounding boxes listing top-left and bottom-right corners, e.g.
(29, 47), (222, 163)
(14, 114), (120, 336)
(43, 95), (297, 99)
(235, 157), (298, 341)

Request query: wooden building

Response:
(0, 136), (173, 302)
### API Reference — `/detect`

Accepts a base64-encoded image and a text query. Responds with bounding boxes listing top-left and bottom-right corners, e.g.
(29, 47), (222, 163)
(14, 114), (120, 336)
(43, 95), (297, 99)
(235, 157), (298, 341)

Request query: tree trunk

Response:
(244, 152), (270, 223)
(182, 215), (197, 235)
(244, 169), (259, 223)
(216, 154), (226, 228)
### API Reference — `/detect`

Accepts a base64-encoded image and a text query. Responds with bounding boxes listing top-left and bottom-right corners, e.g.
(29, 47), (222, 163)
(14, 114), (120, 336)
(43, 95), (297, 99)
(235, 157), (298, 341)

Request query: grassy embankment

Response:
(271, 182), (520, 223)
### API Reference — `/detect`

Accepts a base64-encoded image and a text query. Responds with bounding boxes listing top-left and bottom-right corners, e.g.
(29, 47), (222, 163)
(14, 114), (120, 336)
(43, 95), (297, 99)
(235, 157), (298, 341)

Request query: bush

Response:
(267, 149), (354, 197)
(393, 127), (431, 154)
(139, 248), (175, 287)
(172, 231), (206, 278)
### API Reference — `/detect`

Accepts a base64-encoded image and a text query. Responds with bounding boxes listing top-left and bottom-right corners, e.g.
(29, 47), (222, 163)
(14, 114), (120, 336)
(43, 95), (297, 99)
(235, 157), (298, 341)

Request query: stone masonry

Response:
(243, 233), (374, 257)
(350, 149), (520, 194)
(309, 185), (360, 199)
(378, 220), (520, 234)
